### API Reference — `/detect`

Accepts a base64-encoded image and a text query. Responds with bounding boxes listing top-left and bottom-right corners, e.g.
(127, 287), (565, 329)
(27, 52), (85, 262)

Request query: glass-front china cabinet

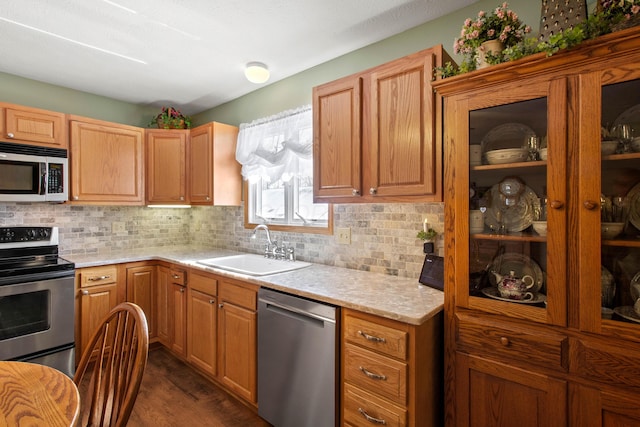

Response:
(434, 27), (640, 427)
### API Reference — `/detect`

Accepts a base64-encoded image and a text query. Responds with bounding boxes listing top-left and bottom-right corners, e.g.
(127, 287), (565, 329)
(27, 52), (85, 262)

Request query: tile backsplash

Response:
(0, 202), (444, 279)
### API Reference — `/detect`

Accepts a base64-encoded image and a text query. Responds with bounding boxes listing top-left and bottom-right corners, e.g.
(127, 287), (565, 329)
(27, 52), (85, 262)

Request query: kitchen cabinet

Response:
(187, 271), (218, 377)
(217, 279), (257, 405)
(434, 27), (640, 427)
(69, 117), (144, 204)
(146, 129), (188, 204)
(313, 45), (451, 203)
(156, 265), (187, 358)
(341, 308), (442, 427)
(75, 265), (122, 363)
(126, 263), (156, 339)
(0, 102), (67, 148)
(189, 122), (241, 206)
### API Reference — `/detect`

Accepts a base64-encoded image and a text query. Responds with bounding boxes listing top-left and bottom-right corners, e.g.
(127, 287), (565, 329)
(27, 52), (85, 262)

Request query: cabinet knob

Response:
(206, 196), (210, 201)
(352, 189), (360, 196)
(73, 196), (79, 201)
(6, 133), (14, 138)
(81, 290), (89, 295)
(179, 287), (185, 293)
(549, 200), (564, 209)
(369, 187), (377, 195)
(180, 196), (184, 201)
(219, 303), (224, 308)
(172, 274), (180, 279)
(583, 200), (598, 210)
(500, 336), (510, 346)
(209, 299), (215, 304)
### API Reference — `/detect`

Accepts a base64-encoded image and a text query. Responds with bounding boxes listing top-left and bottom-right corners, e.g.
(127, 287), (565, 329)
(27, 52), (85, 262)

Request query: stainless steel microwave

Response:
(0, 142), (68, 202)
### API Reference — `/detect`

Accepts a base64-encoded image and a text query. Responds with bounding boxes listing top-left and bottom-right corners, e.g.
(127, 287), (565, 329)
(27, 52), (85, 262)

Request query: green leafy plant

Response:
(149, 106), (192, 129)
(417, 228), (438, 241)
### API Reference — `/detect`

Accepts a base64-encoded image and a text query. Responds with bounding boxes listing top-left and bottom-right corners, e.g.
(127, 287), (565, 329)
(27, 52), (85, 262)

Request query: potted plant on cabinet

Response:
(149, 106), (192, 129)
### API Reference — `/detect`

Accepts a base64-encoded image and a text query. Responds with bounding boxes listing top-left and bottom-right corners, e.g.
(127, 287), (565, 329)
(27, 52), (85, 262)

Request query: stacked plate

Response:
(485, 148), (529, 165)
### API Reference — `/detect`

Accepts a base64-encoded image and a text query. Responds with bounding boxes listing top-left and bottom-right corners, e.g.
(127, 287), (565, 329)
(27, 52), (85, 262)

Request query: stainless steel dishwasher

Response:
(258, 288), (338, 427)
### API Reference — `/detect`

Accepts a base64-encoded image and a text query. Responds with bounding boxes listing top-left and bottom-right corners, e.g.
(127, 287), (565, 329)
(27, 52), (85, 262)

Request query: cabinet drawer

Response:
(344, 343), (407, 405)
(189, 272), (217, 295)
(344, 313), (407, 360)
(79, 265), (118, 288)
(456, 313), (569, 372)
(343, 383), (407, 427)
(169, 269), (186, 286)
(220, 282), (256, 310)
(575, 337), (640, 389)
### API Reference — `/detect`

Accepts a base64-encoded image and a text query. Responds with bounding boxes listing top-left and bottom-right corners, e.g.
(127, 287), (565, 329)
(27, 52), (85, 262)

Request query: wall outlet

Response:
(112, 221), (126, 233)
(337, 227), (351, 244)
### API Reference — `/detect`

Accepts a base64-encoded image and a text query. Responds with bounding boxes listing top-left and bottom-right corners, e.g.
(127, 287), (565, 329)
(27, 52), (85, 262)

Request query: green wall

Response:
(1, 0), (595, 126)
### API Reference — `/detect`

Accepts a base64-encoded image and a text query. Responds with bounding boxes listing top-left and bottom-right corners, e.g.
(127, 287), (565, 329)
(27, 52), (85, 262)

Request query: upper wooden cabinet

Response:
(69, 117), (144, 204)
(0, 103), (67, 148)
(146, 129), (189, 204)
(189, 122), (241, 206)
(435, 27), (640, 427)
(313, 45), (450, 203)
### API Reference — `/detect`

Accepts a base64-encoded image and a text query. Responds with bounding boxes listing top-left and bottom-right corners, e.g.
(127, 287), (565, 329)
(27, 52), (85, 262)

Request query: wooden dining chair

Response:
(74, 302), (149, 427)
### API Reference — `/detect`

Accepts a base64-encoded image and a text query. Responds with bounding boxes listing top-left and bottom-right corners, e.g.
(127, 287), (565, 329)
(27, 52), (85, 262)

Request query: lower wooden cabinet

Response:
(126, 264), (156, 338)
(187, 271), (218, 377)
(217, 279), (258, 404)
(156, 265), (187, 358)
(455, 352), (567, 427)
(342, 308), (443, 427)
(75, 265), (122, 363)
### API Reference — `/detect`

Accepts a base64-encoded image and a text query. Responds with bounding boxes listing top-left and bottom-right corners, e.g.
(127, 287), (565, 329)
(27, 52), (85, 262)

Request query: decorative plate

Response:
(613, 306), (640, 323)
(625, 181), (640, 231)
(630, 272), (640, 301)
(481, 287), (547, 304)
(483, 184), (540, 232)
(488, 252), (544, 293)
(484, 148), (529, 165)
(481, 123), (536, 154)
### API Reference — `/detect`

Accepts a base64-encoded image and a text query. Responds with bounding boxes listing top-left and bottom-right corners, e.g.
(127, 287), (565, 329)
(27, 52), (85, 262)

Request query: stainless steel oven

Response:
(0, 226), (75, 377)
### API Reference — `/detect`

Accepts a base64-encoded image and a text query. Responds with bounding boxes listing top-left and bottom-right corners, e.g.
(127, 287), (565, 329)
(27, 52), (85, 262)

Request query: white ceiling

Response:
(0, 0), (477, 115)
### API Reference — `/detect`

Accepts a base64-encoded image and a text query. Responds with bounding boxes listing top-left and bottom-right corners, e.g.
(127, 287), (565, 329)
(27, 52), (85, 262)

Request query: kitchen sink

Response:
(197, 254), (311, 276)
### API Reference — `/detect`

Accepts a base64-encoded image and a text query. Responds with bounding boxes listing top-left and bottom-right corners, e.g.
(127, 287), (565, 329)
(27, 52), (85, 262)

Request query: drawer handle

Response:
(358, 408), (387, 425)
(359, 366), (387, 381)
(500, 336), (510, 346)
(358, 330), (386, 343)
(88, 275), (110, 281)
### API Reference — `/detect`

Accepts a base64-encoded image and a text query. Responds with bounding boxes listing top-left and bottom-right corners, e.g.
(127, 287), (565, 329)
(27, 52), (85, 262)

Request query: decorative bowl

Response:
(532, 220), (547, 236)
(601, 140), (619, 155)
(484, 148), (529, 165)
(601, 222), (624, 239)
(539, 147), (548, 160)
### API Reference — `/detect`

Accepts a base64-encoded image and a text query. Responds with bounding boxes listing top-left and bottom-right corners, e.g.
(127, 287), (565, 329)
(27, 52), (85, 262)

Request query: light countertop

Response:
(67, 246), (443, 326)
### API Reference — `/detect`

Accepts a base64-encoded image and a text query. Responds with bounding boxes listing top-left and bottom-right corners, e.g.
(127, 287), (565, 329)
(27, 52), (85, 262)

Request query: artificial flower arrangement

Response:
(453, 2), (531, 71)
(437, 0), (640, 78)
(149, 106), (192, 129)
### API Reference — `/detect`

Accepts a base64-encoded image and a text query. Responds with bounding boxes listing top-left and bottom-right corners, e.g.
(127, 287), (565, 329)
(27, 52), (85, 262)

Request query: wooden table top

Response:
(0, 361), (79, 426)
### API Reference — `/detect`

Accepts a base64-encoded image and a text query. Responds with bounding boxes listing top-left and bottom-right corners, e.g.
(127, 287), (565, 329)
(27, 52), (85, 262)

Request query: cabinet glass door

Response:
(457, 78), (567, 326)
(600, 77), (640, 333)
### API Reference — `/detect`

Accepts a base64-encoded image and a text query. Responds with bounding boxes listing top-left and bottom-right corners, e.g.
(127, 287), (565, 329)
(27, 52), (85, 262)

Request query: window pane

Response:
(296, 175), (328, 224)
(259, 179), (285, 221)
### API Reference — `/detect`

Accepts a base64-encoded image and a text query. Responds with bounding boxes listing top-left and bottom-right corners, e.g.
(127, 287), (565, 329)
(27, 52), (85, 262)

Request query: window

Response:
(236, 106), (331, 233)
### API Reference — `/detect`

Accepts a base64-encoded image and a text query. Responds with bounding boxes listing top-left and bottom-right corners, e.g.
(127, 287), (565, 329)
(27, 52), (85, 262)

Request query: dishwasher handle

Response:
(260, 298), (336, 325)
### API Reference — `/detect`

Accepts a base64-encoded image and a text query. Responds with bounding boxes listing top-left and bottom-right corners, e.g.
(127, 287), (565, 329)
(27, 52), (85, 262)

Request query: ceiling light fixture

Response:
(245, 62), (270, 84)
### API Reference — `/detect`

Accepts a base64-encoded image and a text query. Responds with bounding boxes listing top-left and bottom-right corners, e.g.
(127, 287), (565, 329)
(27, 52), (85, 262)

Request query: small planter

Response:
(477, 39), (504, 69)
(156, 118), (186, 129)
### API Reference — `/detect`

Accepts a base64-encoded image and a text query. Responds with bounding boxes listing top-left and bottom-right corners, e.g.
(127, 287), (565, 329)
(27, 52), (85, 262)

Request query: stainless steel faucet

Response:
(251, 224), (295, 260)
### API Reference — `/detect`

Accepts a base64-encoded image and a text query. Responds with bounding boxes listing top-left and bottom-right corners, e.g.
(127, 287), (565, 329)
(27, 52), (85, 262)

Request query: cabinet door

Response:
(187, 288), (217, 376)
(171, 282), (187, 357)
(367, 52), (438, 198)
(146, 129), (188, 203)
(78, 283), (119, 358)
(189, 122), (241, 206)
(573, 384), (640, 427)
(3, 104), (66, 148)
(446, 77), (568, 327)
(156, 266), (172, 347)
(70, 120), (144, 203)
(218, 293), (256, 403)
(126, 265), (156, 338)
(313, 74), (362, 200)
(456, 353), (566, 427)
(575, 71), (640, 337)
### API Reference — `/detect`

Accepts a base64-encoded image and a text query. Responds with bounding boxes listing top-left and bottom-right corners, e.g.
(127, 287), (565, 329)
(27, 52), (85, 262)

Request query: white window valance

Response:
(236, 105), (312, 183)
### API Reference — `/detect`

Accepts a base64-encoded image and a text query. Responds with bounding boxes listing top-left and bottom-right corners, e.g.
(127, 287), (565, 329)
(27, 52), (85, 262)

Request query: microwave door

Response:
(0, 152), (47, 202)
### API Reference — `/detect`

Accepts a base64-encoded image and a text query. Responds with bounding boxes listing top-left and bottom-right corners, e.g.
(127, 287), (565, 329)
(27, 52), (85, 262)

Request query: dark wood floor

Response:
(128, 346), (271, 427)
